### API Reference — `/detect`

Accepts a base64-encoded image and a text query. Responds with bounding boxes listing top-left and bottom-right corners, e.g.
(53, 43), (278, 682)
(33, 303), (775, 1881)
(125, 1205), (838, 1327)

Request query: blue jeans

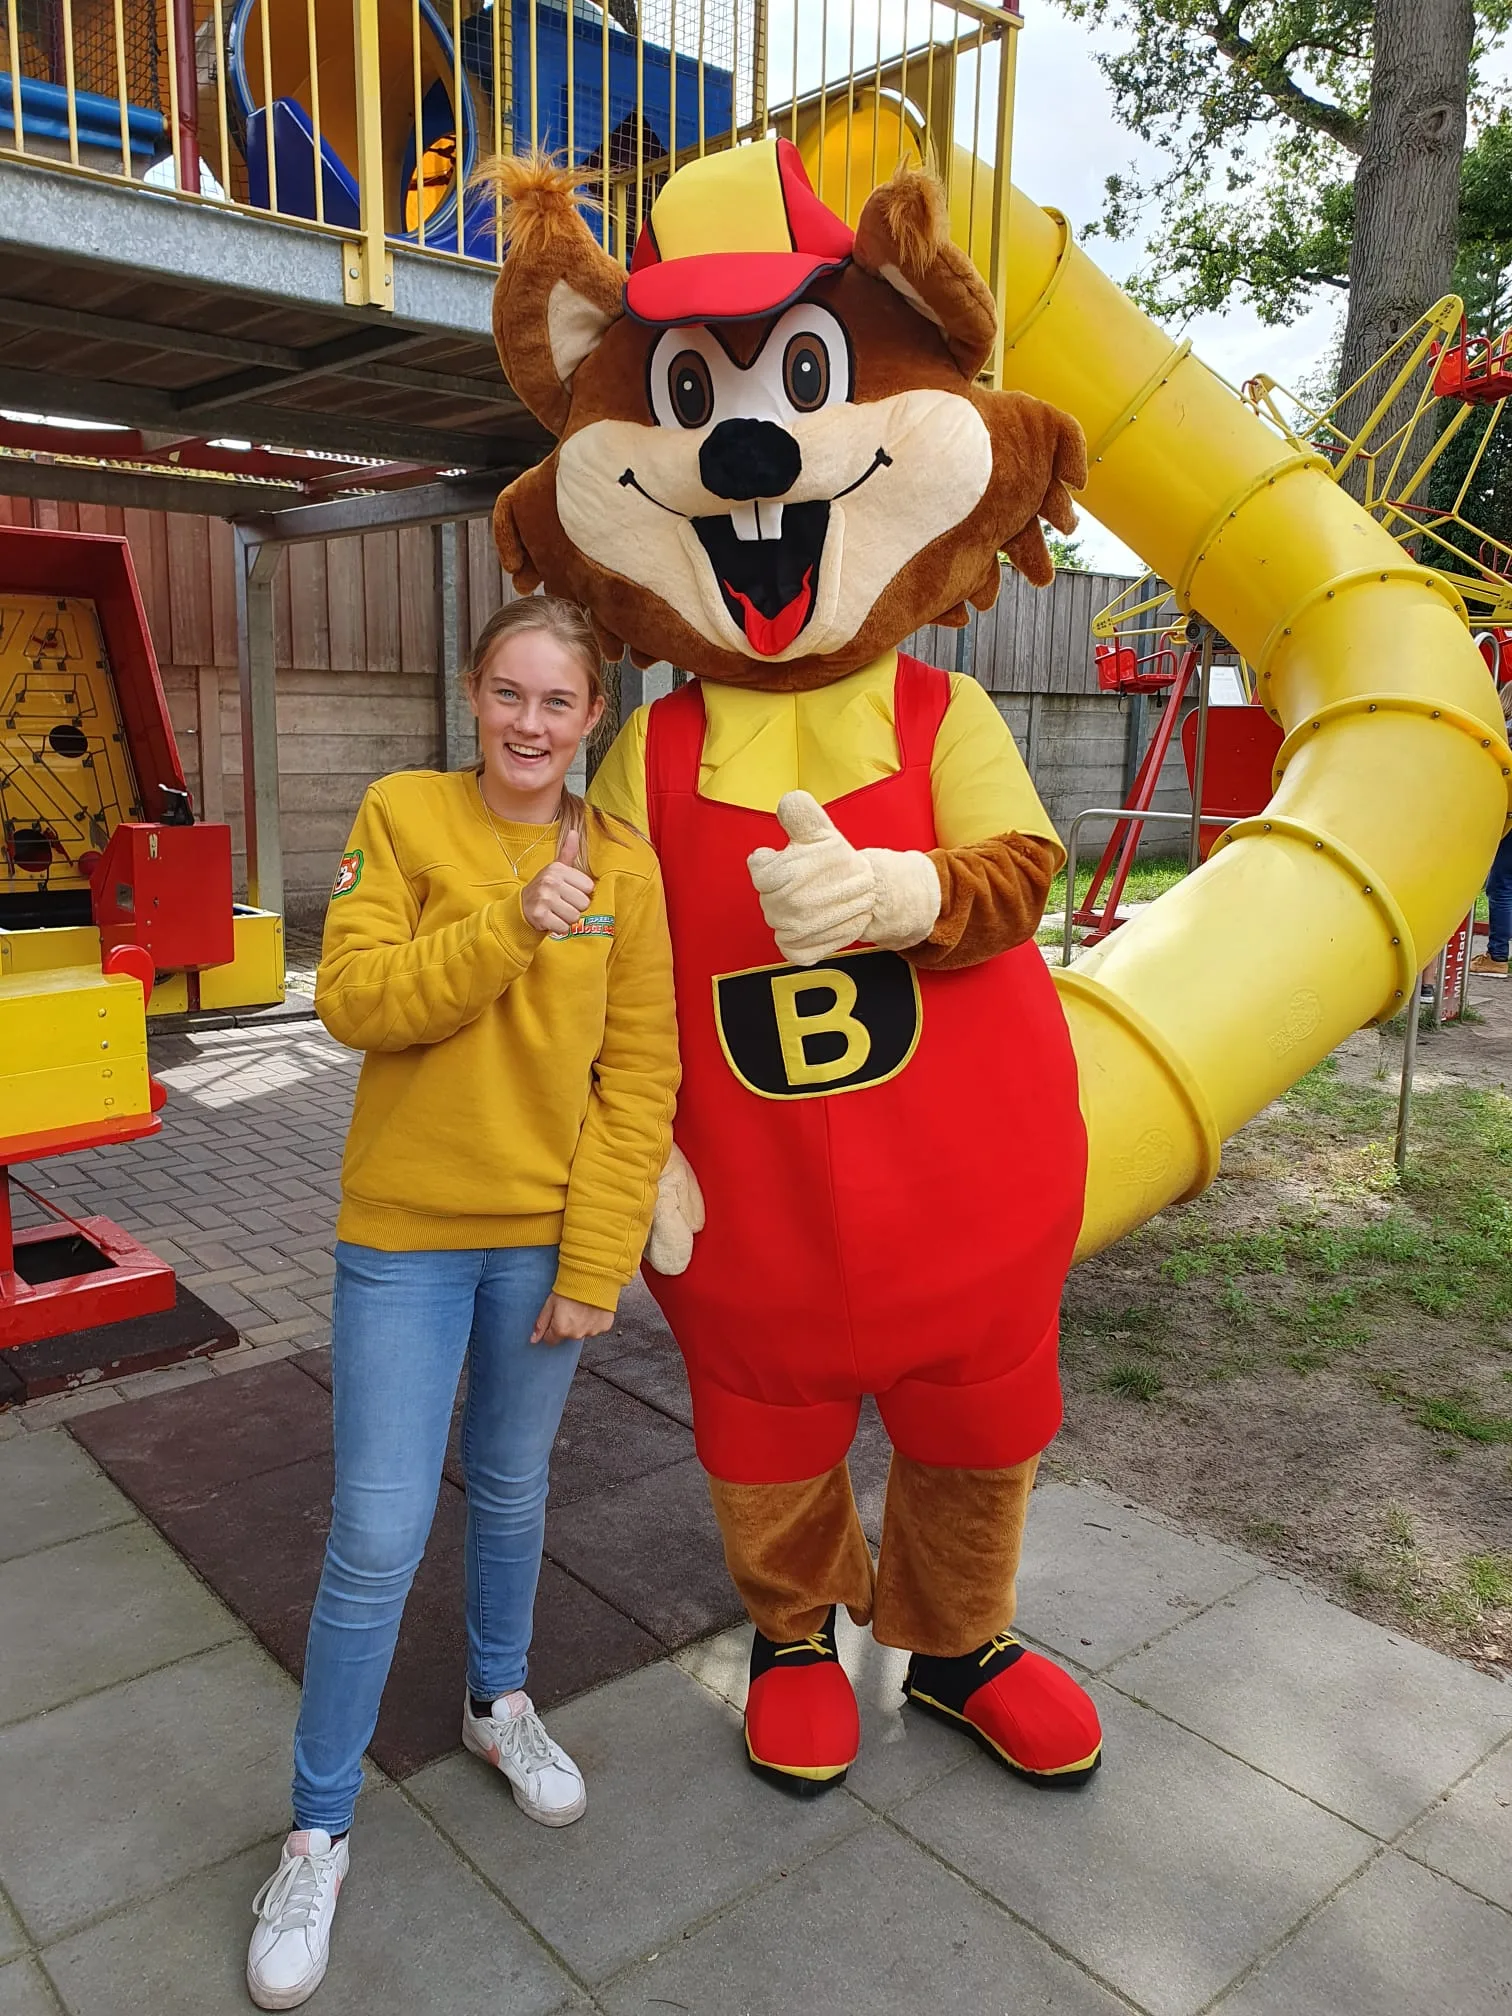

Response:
(291, 1241), (581, 1833)
(1488, 827), (1512, 963)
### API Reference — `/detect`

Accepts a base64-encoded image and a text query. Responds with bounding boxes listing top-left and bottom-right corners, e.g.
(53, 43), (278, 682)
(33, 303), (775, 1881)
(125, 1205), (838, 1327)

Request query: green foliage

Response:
(1105, 1361), (1165, 1400)
(1047, 533), (1090, 570)
(1049, 0), (1509, 329)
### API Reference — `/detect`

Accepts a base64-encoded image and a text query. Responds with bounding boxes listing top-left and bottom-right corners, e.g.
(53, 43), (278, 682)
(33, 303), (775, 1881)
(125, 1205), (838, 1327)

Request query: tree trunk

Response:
(1335, 0), (1473, 449)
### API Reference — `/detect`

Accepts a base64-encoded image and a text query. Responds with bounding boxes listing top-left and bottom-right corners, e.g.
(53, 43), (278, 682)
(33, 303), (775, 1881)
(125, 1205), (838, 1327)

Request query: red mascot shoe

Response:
(744, 1605), (860, 1797)
(903, 1634), (1102, 1786)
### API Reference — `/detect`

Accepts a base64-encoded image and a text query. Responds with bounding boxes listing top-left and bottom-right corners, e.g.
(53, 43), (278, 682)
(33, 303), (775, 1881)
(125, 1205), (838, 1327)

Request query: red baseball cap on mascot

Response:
(626, 137), (854, 326)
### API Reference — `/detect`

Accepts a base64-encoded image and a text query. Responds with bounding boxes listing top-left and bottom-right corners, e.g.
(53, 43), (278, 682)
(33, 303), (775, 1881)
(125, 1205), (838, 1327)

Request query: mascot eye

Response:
(668, 350), (715, 428)
(783, 334), (830, 412)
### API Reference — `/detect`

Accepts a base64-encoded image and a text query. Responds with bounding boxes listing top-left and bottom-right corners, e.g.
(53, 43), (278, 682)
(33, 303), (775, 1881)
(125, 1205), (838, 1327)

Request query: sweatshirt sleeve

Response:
(554, 862), (680, 1310)
(315, 783), (547, 1054)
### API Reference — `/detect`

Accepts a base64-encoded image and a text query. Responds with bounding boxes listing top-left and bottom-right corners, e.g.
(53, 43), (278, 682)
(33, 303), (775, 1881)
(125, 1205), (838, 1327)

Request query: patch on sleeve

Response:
(331, 848), (364, 899)
(549, 913), (616, 942)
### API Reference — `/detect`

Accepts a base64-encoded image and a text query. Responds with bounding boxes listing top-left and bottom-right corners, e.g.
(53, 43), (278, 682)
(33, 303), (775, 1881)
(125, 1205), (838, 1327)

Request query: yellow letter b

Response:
(770, 968), (872, 1087)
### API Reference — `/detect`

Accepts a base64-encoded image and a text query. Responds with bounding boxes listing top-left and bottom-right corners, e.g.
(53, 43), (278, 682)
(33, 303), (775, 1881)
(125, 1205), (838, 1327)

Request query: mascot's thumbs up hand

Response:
(645, 1141), (705, 1276)
(748, 791), (943, 966)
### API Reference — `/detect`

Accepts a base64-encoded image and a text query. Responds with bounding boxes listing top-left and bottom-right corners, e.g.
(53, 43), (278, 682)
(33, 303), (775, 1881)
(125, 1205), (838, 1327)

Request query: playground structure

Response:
(0, 2), (1507, 1275)
(0, 0), (1010, 312)
(0, 523), (282, 1350)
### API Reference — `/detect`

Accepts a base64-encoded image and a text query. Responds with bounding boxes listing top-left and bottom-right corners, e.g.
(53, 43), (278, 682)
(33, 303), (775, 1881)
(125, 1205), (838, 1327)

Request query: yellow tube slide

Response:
(995, 194), (1511, 1258)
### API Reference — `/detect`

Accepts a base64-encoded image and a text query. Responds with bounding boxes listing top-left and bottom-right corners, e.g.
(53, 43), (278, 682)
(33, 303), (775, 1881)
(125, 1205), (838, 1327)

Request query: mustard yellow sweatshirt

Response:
(315, 769), (679, 1311)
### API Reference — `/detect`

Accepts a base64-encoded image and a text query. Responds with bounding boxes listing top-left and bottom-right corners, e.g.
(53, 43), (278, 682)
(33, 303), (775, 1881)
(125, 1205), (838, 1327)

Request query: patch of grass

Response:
(1282, 1288), (1371, 1371)
(1246, 1518), (1290, 1547)
(1217, 1279), (1256, 1323)
(1372, 1377), (1512, 1445)
(1281, 1058), (1392, 1128)
(1146, 1078), (1512, 1366)
(1069, 1302), (1166, 1342)
(1416, 1396), (1512, 1444)
(1105, 1362), (1164, 1402)
(1463, 1553), (1512, 1608)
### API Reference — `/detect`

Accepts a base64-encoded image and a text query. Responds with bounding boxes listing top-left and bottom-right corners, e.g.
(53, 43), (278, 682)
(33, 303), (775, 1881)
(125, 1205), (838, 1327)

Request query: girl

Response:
(247, 596), (679, 2011)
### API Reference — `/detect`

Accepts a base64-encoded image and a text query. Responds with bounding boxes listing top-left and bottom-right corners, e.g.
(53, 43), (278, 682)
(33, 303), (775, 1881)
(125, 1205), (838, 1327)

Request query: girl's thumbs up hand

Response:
(522, 822), (594, 933)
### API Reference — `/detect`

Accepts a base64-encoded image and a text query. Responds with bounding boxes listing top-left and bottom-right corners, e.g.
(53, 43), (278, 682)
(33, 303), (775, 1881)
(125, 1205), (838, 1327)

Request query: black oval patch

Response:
(712, 949), (922, 1100)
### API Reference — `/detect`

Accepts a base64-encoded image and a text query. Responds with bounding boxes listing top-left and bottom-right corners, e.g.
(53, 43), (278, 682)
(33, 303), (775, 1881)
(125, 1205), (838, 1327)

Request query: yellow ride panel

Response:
(0, 592), (140, 900)
(0, 967), (151, 1135)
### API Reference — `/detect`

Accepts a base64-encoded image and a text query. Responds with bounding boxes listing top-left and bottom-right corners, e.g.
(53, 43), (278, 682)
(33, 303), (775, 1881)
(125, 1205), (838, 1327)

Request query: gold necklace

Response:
(475, 774), (562, 882)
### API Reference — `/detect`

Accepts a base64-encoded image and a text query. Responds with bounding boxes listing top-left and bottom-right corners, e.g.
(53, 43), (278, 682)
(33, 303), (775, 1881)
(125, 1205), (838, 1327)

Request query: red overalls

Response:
(643, 656), (1087, 1486)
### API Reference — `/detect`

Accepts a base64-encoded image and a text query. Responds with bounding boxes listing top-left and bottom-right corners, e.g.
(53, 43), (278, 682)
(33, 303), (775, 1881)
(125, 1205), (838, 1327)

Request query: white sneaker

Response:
(462, 1692), (587, 1826)
(246, 1829), (349, 2010)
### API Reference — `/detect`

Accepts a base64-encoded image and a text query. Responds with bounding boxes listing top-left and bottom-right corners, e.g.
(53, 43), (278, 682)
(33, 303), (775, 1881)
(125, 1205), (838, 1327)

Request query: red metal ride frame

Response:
(0, 1119), (172, 1350)
(1073, 638), (1201, 946)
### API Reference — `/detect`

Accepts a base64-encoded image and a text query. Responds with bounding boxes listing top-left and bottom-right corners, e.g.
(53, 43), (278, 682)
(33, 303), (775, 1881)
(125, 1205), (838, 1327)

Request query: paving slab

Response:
(1215, 1851), (1512, 2015)
(894, 1683), (1374, 2016)
(443, 1371), (693, 1504)
(1016, 1481), (1259, 1670)
(0, 1522), (240, 1728)
(0, 1896), (22, 1967)
(1108, 1574), (1512, 1837)
(68, 1361), (331, 1514)
(406, 1660), (864, 1983)
(42, 1789), (581, 2016)
(676, 1612), (976, 1813)
(0, 1959), (57, 2016)
(1400, 1738), (1512, 1909)
(0, 1431), (133, 1564)
(590, 1345), (694, 1430)
(545, 1456), (744, 1648)
(600, 1817), (1130, 2016)
(0, 1641), (297, 1943)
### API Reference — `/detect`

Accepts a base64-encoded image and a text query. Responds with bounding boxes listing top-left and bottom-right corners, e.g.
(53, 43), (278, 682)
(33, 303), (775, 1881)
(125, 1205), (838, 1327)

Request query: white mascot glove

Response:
(645, 1141), (705, 1276)
(747, 790), (943, 966)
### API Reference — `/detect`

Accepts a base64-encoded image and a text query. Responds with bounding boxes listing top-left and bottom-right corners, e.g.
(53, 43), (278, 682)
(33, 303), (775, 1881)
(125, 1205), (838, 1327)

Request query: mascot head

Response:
(489, 137), (1086, 693)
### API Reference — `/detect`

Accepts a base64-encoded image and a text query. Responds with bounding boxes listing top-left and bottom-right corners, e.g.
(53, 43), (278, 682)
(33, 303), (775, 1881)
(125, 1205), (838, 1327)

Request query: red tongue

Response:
(725, 569), (814, 656)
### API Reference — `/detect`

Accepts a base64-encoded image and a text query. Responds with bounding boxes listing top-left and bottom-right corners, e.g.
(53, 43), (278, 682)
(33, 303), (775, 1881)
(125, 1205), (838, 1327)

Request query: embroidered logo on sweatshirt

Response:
(549, 912), (616, 942)
(331, 849), (364, 899)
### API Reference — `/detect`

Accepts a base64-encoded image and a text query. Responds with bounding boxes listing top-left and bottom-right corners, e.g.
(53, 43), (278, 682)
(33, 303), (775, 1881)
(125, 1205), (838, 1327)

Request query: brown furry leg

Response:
(707, 1467), (877, 1643)
(872, 1454), (1040, 1657)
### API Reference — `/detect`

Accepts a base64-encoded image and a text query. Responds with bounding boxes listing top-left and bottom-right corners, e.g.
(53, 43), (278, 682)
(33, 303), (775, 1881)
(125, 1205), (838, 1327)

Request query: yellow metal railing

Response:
(0, 0), (1021, 362)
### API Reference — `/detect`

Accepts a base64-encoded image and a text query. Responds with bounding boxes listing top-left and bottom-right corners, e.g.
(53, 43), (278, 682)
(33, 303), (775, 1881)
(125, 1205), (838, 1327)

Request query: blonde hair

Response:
(466, 596), (610, 875)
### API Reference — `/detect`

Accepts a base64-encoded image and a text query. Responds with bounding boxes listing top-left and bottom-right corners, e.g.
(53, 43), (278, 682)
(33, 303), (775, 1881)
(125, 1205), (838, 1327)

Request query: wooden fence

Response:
(2, 492), (1161, 907)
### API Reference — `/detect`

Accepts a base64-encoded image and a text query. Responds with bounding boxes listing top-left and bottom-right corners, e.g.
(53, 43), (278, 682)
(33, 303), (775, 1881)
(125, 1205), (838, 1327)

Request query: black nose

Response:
(698, 418), (802, 501)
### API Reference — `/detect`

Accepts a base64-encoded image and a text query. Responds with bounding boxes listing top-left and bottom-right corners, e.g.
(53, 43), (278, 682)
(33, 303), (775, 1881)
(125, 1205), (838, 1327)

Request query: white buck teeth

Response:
(729, 501), (786, 542)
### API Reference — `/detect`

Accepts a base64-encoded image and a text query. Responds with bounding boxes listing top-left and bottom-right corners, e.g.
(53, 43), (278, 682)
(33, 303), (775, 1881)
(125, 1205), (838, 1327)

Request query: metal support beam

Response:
(0, 456), (303, 518)
(0, 299), (519, 412)
(235, 530), (285, 918)
(436, 522), (477, 771)
(0, 155), (499, 336)
(0, 362), (521, 468)
(238, 475), (510, 544)
(171, 328), (432, 416)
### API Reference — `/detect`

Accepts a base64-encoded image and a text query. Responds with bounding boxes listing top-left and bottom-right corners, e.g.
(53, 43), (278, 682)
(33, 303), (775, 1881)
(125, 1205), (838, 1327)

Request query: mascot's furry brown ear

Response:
(852, 169), (1085, 592)
(484, 155), (627, 628)
(486, 146), (1088, 684)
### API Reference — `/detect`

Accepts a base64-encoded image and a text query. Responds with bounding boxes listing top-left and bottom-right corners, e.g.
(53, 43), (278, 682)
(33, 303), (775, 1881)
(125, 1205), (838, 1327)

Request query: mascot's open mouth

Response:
(692, 499), (831, 656)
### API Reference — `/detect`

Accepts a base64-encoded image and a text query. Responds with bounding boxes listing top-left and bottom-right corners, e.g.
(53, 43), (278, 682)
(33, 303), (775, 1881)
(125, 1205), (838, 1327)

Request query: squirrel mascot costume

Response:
(488, 138), (1103, 1795)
